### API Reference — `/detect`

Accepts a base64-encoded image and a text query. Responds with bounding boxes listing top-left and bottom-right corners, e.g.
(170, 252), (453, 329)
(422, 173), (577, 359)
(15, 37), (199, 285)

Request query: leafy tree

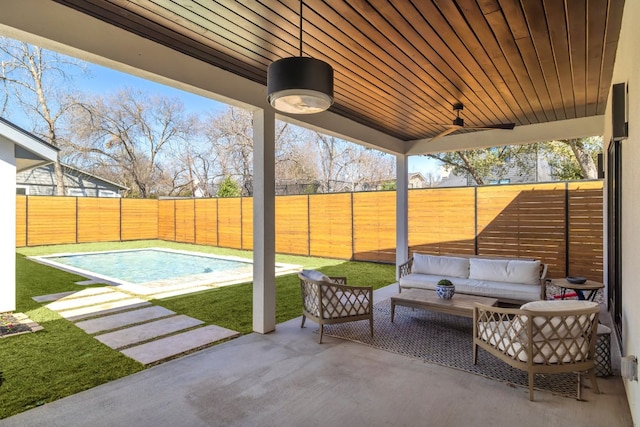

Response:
(216, 176), (241, 197)
(540, 137), (601, 180)
(427, 137), (601, 185)
(380, 181), (397, 190)
(427, 145), (537, 185)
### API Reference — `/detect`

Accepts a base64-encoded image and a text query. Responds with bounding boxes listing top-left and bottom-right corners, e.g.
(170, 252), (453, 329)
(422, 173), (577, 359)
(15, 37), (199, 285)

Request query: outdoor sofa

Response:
(398, 253), (548, 305)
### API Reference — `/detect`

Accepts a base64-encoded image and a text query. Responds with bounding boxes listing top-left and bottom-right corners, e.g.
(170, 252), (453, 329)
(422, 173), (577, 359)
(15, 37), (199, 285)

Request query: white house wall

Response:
(606, 0), (640, 423)
(0, 138), (16, 312)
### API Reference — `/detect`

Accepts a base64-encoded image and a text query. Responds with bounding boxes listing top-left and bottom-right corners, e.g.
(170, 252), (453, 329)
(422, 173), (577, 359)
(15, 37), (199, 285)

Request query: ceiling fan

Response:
(429, 103), (516, 142)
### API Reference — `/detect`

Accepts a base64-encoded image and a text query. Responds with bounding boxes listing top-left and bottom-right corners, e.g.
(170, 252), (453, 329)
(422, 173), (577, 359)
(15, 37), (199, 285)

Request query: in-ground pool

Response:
(31, 248), (300, 297)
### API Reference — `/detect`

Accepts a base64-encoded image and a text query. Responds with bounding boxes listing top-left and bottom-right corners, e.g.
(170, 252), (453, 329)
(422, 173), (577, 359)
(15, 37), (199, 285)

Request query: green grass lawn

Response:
(2, 240), (395, 419)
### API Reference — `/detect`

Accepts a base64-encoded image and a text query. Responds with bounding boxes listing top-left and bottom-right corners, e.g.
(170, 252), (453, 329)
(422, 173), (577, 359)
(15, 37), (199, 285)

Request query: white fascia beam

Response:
(280, 113), (404, 155)
(0, 0), (403, 155)
(405, 116), (605, 155)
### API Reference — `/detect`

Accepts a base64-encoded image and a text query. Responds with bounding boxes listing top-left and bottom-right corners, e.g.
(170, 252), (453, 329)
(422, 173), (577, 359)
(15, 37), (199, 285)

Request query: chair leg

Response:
(318, 324), (324, 344)
(472, 343), (478, 364)
(301, 314), (306, 328)
(577, 372), (582, 400)
(588, 368), (601, 395)
(369, 317), (374, 338)
(528, 372), (535, 401)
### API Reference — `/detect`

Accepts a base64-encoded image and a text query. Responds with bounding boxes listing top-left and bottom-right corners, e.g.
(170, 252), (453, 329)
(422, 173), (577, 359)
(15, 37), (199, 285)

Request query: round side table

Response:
(549, 278), (604, 301)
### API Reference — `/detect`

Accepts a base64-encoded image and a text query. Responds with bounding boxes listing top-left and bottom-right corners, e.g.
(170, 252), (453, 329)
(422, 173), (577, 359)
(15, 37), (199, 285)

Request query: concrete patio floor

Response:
(0, 286), (633, 427)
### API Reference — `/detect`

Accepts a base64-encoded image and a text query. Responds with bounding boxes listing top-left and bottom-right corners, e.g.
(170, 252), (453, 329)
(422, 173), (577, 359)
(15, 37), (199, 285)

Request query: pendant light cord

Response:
(299, 0), (303, 57)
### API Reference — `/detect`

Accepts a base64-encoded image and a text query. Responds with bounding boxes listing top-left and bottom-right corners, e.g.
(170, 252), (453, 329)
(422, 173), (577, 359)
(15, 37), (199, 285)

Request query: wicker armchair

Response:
(298, 271), (373, 343)
(473, 300), (600, 401)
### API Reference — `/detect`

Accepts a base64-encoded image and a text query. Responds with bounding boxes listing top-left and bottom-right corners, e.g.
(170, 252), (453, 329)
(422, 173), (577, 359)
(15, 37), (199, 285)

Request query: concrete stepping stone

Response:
(33, 287), (115, 303)
(32, 291), (77, 303)
(74, 306), (176, 334)
(47, 290), (129, 311)
(95, 315), (203, 349)
(60, 300), (151, 321)
(121, 324), (241, 365)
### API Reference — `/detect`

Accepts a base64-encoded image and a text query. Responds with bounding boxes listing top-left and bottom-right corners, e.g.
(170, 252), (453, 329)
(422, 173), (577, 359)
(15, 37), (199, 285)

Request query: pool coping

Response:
(29, 247), (302, 299)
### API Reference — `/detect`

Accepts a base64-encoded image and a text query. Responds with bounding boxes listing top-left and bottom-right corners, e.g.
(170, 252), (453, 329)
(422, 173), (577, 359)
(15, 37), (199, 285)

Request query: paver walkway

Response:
(34, 287), (240, 365)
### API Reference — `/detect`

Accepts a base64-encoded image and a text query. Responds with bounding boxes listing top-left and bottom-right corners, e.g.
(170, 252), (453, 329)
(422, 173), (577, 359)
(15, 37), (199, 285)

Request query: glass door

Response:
(607, 140), (622, 349)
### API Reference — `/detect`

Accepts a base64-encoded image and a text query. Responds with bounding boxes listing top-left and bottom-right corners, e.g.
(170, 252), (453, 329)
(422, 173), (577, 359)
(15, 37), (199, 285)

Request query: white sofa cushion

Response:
(301, 269), (332, 283)
(519, 300), (599, 338)
(412, 253), (469, 278)
(398, 274), (541, 302)
(469, 258), (541, 285)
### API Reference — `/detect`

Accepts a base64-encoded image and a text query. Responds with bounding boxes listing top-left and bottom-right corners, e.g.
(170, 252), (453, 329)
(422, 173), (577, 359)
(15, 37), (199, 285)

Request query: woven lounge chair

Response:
(473, 300), (600, 401)
(298, 270), (373, 343)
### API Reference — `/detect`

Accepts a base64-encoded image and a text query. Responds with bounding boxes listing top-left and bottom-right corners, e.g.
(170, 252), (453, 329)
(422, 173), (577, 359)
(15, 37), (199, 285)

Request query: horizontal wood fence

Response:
(16, 180), (604, 281)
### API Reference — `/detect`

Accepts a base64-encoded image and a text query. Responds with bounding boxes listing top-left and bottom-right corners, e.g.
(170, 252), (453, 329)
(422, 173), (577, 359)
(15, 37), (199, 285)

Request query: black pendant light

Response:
(267, 1), (334, 114)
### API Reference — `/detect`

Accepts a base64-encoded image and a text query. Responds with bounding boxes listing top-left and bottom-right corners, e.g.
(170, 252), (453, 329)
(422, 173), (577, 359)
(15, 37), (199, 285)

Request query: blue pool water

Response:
(43, 249), (251, 284)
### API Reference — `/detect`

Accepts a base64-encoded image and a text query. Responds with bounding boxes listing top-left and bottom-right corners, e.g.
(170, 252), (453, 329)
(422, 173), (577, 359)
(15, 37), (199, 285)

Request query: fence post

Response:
(474, 187), (479, 255)
(75, 197), (79, 244)
(25, 195), (29, 247)
(307, 194), (311, 256)
(351, 192), (355, 260)
(565, 182), (570, 276)
(119, 197), (122, 242)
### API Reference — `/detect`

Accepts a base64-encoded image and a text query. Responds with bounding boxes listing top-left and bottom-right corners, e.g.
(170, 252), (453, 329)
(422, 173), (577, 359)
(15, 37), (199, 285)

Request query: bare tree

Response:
(202, 106), (312, 195)
(67, 88), (197, 197)
(0, 37), (87, 195)
(313, 132), (395, 192)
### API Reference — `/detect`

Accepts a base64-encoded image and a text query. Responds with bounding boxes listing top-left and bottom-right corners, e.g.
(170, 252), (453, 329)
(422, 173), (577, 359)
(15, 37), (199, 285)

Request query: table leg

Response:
(576, 290), (586, 300)
(391, 301), (395, 323)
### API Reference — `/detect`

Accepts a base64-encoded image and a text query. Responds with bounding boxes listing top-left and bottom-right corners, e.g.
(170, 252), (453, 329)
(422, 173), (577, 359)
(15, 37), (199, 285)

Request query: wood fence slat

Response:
(195, 199), (218, 246)
(77, 198), (121, 243)
(16, 195), (26, 247)
(242, 198), (253, 250)
(158, 200), (175, 241)
(121, 199), (158, 241)
(15, 181), (604, 282)
(26, 196), (77, 246)
(309, 193), (353, 259)
(217, 197), (242, 249)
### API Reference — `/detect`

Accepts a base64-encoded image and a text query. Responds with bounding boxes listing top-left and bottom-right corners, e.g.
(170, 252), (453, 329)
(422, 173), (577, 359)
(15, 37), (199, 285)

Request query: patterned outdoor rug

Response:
(322, 299), (587, 399)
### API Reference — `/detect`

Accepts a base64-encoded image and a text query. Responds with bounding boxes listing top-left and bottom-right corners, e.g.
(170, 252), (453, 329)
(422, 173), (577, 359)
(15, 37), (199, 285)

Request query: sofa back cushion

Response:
(519, 300), (599, 348)
(301, 269), (332, 283)
(412, 254), (470, 278)
(469, 258), (541, 285)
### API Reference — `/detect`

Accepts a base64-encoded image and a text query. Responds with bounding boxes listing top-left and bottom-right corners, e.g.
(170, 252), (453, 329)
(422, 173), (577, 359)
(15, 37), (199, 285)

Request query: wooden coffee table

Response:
(390, 289), (499, 322)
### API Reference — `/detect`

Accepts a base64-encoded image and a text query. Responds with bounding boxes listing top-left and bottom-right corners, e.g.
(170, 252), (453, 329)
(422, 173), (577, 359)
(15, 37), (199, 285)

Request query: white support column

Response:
(0, 140), (16, 313)
(252, 108), (276, 334)
(396, 154), (409, 280)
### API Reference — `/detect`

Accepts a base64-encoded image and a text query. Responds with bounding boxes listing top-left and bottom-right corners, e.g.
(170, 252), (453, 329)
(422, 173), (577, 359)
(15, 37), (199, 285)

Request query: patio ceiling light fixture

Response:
(267, 0), (334, 114)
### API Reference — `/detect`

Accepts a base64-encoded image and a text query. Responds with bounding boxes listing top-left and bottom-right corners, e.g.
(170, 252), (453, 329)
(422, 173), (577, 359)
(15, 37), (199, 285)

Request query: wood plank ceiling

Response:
(52, 0), (625, 142)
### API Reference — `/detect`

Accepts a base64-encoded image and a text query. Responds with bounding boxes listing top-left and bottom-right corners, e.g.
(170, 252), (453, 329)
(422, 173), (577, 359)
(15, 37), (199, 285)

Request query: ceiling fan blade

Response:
(464, 123), (516, 130)
(429, 126), (461, 142)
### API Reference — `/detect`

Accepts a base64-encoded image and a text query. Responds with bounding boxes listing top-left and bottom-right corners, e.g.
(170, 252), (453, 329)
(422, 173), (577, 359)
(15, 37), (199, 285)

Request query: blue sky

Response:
(75, 64), (228, 117)
(40, 57), (442, 177)
(78, 62), (442, 176)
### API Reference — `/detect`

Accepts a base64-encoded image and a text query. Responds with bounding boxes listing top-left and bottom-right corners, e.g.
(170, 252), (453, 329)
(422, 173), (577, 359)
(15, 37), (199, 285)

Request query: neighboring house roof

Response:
(59, 164), (129, 191)
(16, 163), (129, 195)
(0, 117), (58, 171)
